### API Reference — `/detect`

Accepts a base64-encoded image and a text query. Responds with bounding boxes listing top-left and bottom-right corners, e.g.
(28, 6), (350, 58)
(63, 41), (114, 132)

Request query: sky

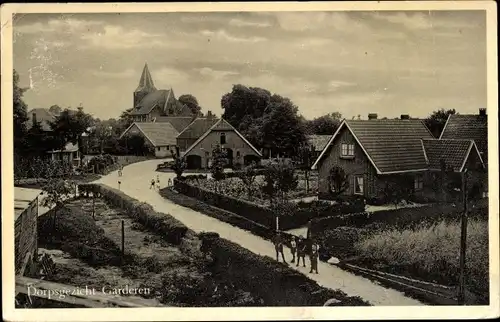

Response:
(13, 10), (487, 120)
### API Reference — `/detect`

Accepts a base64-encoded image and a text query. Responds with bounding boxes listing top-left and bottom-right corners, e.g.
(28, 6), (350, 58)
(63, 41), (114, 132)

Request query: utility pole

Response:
(458, 169), (468, 305)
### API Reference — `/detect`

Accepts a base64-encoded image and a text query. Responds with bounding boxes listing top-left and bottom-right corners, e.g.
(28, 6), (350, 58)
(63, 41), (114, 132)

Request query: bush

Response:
(354, 218), (489, 300)
(78, 183), (188, 244)
(310, 203), (488, 235)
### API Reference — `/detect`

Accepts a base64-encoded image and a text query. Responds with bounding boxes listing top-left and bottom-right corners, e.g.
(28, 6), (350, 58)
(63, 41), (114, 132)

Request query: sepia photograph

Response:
(1, 1), (498, 321)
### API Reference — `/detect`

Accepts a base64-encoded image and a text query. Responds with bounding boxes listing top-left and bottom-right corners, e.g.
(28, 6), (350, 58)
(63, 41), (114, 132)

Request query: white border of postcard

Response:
(1, 1), (498, 321)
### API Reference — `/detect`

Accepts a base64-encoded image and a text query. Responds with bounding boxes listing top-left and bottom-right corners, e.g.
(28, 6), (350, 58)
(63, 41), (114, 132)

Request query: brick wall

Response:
(15, 198), (38, 276)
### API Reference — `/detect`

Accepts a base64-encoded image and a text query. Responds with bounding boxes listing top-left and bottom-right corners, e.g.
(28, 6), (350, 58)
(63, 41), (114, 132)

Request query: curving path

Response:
(95, 159), (424, 306)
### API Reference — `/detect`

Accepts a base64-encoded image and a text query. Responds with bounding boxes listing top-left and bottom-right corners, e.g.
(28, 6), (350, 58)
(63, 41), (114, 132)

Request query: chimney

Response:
(479, 108), (486, 116)
(400, 114), (410, 120)
(368, 113), (378, 120)
(32, 112), (37, 124)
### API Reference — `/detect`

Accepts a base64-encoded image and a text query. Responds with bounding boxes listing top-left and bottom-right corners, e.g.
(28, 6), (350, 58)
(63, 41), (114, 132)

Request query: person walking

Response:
(156, 175), (161, 190)
(118, 164), (123, 177)
(290, 236), (297, 264)
(168, 178), (172, 187)
(309, 242), (319, 274)
(150, 178), (156, 190)
(273, 232), (287, 263)
(296, 235), (307, 268)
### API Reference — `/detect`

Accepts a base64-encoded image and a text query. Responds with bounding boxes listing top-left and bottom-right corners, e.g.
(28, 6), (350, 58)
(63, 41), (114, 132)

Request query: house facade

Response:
(176, 113), (219, 153)
(120, 122), (179, 158)
(312, 114), (485, 202)
(182, 118), (262, 169)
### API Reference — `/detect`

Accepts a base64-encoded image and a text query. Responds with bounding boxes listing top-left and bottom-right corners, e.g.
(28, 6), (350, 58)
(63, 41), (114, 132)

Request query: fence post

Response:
(458, 170), (468, 305)
(121, 220), (125, 257)
(92, 196), (95, 220)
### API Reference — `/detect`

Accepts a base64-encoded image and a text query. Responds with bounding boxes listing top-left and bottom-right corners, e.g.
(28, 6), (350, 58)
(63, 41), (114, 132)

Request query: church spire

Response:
(135, 62), (157, 93)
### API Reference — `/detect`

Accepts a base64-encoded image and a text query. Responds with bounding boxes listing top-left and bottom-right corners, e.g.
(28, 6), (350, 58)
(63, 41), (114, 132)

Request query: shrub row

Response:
(79, 183), (188, 244)
(176, 179), (366, 230)
(310, 203), (489, 236)
(160, 186), (298, 247)
(198, 232), (370, 306)
(174, 179), (276, 228)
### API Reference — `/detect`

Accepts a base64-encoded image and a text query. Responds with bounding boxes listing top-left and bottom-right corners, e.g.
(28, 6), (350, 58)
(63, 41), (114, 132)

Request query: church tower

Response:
(133, 63), (157, 108)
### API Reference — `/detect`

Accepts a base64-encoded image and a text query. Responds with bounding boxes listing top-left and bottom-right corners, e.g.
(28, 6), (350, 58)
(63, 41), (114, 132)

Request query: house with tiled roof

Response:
(306, 135), (332, 159)
(182, 118), (262, 169)
(120, 122), (179, 158)
(440, 108), (488, 162)
(312, 113), (485, 202)
(176, 112), (219, 152)
(130, 63), (193, 123)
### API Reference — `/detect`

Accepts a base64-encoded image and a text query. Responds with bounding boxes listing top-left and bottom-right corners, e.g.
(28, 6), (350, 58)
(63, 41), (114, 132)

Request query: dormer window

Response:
(220, 132), (226, 145)
(341, 143), (354, 157)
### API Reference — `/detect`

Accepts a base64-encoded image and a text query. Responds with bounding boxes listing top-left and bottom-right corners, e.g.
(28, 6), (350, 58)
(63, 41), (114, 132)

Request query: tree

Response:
(305, 112), (342, 135)
(259, 95), (308, 157)
(211, 145), (226, 190)
(239, 162), (258, 200)
(298, 144), (315, 193)
(41, 178), (74, 235)
(424, 108), (457, 138)
(275, 160), (298, 199)
(49, 104), (62, 115)
(50, 108), (93, 152)
(13, 69), (28, 155)
(382, 176), (414, 208)
(118, 108), (134, 130)
(328, 166), (349, 198)
(179, 94), (201, 116)
(170, 149), (186, 179)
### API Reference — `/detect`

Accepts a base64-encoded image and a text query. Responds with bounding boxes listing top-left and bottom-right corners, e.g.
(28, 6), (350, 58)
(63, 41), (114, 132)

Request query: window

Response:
(166, 145), (169, 151)
(341, 143), (355, 157)
(220, 132), (226, 145)
(157, 147), (161, 152)
(236, 150), (241, 158)
(354, 176), (364, 195)
(414, 175), (424, 191)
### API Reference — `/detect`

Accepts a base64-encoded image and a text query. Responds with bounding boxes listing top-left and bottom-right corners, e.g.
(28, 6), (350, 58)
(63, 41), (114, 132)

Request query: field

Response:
(315, 216), (489, 303)
(36, 197), (263, 307)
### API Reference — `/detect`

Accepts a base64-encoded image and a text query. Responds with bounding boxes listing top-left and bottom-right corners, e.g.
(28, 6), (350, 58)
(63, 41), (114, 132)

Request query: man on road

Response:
(274, 232), (287, 264)
(296, 235), (307, 268)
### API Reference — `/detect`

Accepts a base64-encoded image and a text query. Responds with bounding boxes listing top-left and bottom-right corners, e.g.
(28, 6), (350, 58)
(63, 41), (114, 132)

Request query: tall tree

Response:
(179, 94), (202, 116)
(13, 69), (28, 154)
(49, 104), (62, 115)
(221, 85), (271, 147)
(118, 108), (134, 130)
(260, 95), (307, 157)
(305, 112), (342, 135)
(424, 108), (457, 138)
(50, 108), (93, 151)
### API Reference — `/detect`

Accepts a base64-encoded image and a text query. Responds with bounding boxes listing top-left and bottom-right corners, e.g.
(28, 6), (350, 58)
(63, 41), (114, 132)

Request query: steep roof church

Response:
(130, 63), (194, 122)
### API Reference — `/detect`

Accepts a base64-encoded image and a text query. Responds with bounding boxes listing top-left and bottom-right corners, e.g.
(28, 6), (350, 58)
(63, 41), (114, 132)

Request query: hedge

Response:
(310, 203), (489, 235)
(174, 179), (276, 228)
(79, 183), (188, 244)
(175, 178), (365, 230)
(198, 232), (370, 306)
(160, 186), (299, 247)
